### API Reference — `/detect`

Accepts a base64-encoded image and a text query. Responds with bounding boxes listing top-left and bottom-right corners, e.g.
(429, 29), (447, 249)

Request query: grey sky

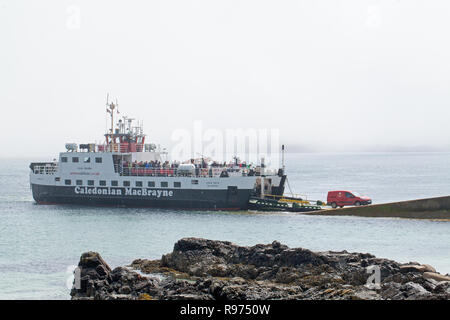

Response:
(1, 0), (450, 158)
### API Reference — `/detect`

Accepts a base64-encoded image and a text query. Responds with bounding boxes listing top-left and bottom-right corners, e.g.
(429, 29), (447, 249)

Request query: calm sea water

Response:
(1, 153), (449, 299)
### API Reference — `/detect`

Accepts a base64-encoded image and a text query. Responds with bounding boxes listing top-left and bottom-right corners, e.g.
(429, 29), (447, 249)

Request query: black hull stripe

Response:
(31, 184), (252, 210)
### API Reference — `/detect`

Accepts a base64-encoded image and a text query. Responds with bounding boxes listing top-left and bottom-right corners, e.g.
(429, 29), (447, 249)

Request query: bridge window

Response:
(61, 157), (68, 163)
(148, 181), (155, 188)
(191, 180), (198, 185)
(99, 180), (106, 186)
(136, 181), (143, 187)
(88, 180), (94, 186)
(174, 182), (181, 188)
(111, 180), (118, 187)
(161, 182), (168, 188)
(123, 181), (130, 187)
(55, 177), (60, 182)
(95, 157), (102, 163)
(83, 157), (90, 163)
(65, 180), (71, 185)
(72, 157), (79, 163)
(76, 180), (83, 186)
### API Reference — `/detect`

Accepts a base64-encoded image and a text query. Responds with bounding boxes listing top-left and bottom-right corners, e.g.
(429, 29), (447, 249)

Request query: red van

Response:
(327, 191), (372, 208)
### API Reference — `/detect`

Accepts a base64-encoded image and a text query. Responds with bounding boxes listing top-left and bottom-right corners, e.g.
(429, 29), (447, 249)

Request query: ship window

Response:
(65, 180), (71, 185)
(136, 181), (143, 187)
(61, 157), (68, 163)
(123, 181), (130, 187)
(111, 180), (118, 187)
(161, 181), (168, 188)
(148, 181), (155, 188)
(72, 157), (79, 163)
(76, 180), (83, 186)
(95, 157), (102, 163)
(83, 157), (90, 163)
(99, 180), (106, 186)
(191, 180), (199, 185)
(228, 186), (238, 195)
(55, 177), (60, 182)
(88, 180), (94, 186)
(174, 182), (181, 188)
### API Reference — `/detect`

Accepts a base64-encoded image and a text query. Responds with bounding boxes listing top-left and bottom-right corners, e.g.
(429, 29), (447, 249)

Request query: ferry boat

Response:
(29, 100), (286, 210)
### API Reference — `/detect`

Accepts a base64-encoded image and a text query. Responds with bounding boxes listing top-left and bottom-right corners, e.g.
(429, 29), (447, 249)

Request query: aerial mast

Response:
(106, 94), (120, 134)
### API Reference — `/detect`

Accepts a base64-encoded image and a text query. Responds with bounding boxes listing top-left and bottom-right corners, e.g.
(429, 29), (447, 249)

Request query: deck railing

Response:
(68, 143), (150, 153)
(113, 165), (253, 178)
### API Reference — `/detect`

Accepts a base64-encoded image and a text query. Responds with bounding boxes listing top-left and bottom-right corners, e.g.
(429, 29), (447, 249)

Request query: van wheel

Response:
(331, 202), (337, 209)
(355, 201), (361, 206)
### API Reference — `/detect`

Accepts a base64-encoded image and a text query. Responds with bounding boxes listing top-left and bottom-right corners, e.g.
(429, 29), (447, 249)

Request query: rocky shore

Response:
(71, 238), (450, 300)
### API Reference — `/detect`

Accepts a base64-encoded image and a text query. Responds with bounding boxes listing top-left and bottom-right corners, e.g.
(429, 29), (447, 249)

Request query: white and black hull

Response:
(29, 150), (286, 211)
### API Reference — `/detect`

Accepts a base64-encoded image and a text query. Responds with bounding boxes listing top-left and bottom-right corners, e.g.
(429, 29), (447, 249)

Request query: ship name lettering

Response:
(74, 186), (122, 195)
(74, 187), (173, 198)
(125, 188), (174, 198)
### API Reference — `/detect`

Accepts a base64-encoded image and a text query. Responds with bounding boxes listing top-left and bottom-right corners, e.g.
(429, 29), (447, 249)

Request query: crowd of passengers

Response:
(122, 160), (178, 170)
(118, 159), (253, 176)
(121, 159), (252, 169)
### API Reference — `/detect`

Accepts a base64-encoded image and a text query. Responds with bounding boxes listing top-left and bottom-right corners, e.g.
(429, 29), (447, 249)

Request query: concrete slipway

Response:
(303, 196), (450, 220)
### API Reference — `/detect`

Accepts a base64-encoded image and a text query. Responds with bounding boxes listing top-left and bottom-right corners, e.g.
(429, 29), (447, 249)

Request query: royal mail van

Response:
(327, 191), (372, 208)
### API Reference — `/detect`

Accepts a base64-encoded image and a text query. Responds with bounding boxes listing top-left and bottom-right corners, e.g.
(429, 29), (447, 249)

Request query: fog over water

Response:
(1, 0), (450, 158)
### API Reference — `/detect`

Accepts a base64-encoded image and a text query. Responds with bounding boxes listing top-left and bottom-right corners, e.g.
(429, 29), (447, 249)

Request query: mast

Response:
(106, 94), (119, 134)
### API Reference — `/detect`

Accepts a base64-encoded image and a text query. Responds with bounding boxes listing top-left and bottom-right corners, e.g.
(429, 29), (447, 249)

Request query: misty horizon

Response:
(3, 143), (450, 161)
(2, 1), (450, 159)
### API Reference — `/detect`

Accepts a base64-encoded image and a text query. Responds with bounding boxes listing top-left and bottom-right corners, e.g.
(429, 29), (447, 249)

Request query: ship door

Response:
(227, 186), (239, 204)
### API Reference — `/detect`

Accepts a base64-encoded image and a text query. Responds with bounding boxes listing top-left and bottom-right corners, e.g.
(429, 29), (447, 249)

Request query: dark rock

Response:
(423, 272), (450, 282)
(95, 264), (109, 277)
(433, 281), (450, 294)
(401, 282), (431, 300)
(400, 265), (427, 274)
(381, 282), (402, 299)
(71, 238), (450, 300)
(119, 285), (131, 294)
(79, 251), (111, 271)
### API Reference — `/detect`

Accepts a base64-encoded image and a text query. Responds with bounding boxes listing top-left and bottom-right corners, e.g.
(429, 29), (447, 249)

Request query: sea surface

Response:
(1, 153), (450, 299)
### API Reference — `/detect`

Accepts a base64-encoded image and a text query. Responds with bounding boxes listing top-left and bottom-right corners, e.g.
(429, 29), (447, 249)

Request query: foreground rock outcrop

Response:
(71, 238), (450, 300)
